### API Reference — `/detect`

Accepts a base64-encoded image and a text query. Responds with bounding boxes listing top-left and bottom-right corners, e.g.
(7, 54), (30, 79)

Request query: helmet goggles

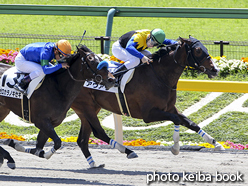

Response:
(150, 37), (159, 47)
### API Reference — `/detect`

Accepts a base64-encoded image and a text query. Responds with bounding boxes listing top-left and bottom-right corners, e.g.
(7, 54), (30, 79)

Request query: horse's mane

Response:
(78, 44), (93, 53)
(62, 44), (91, 65)
(152, 44), (178, 61)
(50, 44), (97, 78)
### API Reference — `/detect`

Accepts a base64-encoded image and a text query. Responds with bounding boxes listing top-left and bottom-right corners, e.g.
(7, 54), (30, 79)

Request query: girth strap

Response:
(115, 87), (131, 117)
(21, 95), (31, 122)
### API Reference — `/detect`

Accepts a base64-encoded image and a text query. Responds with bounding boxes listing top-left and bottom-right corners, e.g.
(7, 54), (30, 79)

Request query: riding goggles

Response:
(150, 38), (159, 47)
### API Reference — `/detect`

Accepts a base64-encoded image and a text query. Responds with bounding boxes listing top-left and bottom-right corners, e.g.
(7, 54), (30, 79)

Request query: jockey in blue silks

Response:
(14, 40), (71, 94)
(112, 28), (178, 75)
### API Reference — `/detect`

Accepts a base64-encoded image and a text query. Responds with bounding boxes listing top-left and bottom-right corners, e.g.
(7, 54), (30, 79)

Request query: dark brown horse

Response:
(69, 36), (225, 167)
(0, 45), (115, 169)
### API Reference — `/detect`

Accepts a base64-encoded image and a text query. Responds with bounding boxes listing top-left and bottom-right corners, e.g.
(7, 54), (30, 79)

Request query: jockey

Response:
(14, 40), (71, 94)
(112, 28), (178, 75)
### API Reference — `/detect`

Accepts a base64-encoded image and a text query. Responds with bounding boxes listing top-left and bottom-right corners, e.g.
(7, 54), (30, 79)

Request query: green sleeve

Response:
(40, 59), (49, 66)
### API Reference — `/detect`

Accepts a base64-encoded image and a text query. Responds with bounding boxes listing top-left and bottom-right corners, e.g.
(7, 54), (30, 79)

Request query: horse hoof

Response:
(127, 152), (138, 159)
(171, 144), (180, 155)
(7, 162), (16, 169)
(14, 143), (25, 152)
(214, 143), (225, 151)
(88, 164), (105, 169)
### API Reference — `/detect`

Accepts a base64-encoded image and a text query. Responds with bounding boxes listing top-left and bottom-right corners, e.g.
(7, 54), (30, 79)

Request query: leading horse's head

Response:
(66, 45), (115, 90)
(179, 36), (219, 78)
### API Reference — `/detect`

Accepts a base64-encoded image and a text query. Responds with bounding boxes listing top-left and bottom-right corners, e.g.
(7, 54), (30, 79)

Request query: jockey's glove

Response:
(141, 56), (152, 64)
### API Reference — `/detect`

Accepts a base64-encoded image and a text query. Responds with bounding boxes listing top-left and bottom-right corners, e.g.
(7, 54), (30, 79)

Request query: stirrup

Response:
(114, 75), (123, 87)
(13, 84), (28, 96)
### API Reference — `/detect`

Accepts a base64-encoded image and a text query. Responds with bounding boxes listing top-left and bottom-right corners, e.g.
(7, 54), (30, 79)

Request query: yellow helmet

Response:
(56, 40), (71, 56)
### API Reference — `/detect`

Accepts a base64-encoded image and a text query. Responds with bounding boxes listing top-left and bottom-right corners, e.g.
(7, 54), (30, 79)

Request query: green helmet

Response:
(150, 28), (166, 44)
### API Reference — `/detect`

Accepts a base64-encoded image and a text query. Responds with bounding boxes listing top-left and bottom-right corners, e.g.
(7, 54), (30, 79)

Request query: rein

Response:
(67, 68), (85, 82)
(173, 41), (210, 73)
(173, 44), (187, 69)
(67, 51), (103, 83)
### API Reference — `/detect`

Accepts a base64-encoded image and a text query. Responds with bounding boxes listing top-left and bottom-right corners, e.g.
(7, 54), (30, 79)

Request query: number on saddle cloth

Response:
(0, 67), (45, 99)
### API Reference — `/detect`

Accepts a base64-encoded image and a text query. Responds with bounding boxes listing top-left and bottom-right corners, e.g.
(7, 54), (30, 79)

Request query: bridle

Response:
(150, 38), (212, 91)
(67, 51), (103, 83)
(173, 40), (211, 73)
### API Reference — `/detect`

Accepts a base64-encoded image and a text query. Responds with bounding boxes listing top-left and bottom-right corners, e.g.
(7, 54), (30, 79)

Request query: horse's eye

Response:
(196, 47), (202, 53)
(87, 56), (94, 61)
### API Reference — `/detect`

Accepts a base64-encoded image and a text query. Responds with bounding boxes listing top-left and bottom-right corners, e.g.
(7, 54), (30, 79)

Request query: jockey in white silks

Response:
(14, 40), (71, 95)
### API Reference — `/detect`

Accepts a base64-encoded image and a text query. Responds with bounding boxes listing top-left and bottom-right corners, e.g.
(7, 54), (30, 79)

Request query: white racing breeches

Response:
(14, 53), (45, 80)
(112, 41), (151, 69)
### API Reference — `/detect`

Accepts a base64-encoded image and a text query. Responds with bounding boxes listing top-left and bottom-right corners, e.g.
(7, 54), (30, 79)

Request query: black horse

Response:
(69, 36), (225, 167)
(0, 45), (115, 169)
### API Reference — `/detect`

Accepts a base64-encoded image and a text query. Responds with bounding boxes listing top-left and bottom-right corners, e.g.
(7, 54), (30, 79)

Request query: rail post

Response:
(104, 8), (118, 54)
(214, 40), (230, 57)
(95, 36), (110, 54)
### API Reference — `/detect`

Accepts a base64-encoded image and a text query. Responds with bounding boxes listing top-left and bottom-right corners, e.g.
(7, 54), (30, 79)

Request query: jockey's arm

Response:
(163, 39), (178, 45)
(40, 59), (62, 74)
(125, 37), (145, 60)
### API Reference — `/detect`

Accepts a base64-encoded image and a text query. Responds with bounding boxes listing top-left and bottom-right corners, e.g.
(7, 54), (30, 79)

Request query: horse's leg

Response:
(88, 113), (138, 159)
(26, 130), (49, 158)
(0, 106), (16, 169)
(76, 119), (98, 168)
(171, 125), (180, 155)
(0, 146), (15, 169)
(178, 113), (225, 151)
(0, 105), (10, 122)
(5, 123), (60, 159)
(143, 107), (181, 124)
(4, 130), (48, 158)
(75, 110), (138, 168)
(36, 121), (61, 159)
(141, 107), (182, 155)
(6, 130), (48, 158)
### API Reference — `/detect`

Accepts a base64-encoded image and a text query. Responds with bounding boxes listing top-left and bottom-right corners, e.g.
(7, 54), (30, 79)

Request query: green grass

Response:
(0, 121), (39, 136)
(185, 93), (244, 128)
(0, 1), (248, 42)
(1, 0), (247, 7)
(204, 112), (248, 143)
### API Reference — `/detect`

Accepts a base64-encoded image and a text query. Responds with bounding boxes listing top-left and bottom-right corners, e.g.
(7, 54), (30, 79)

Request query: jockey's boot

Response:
(14, 75), (31, 96)
(112, 64), (128, 87)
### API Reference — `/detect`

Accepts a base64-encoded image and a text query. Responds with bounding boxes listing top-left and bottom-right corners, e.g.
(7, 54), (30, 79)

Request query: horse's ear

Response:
(179, 36), (190, 45)
(178, 36), (183, 43)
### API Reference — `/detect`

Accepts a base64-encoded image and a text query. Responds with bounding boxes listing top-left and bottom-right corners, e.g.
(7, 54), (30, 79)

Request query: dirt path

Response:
(0, 143), (247, 186)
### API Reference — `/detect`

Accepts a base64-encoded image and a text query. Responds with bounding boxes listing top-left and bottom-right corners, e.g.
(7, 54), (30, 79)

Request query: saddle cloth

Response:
(0, 67), (45, 99)
(83, 60), (134, 116)
(83, 60), (134, 93)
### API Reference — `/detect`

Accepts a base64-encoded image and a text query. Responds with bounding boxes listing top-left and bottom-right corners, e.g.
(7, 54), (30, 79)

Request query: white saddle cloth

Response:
(0, 67), (45, 99)
(83, 61), (134, 93)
